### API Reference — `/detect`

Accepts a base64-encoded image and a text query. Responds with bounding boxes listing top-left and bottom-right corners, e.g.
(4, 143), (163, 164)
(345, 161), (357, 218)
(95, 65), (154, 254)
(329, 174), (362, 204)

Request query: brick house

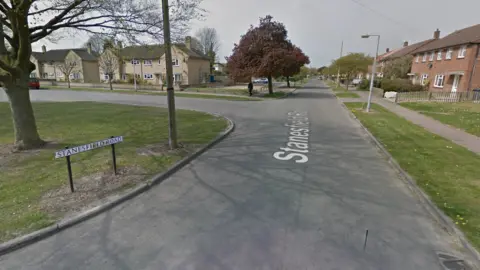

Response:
(365, 48), (398, 79)
(411, 24), (480, 92)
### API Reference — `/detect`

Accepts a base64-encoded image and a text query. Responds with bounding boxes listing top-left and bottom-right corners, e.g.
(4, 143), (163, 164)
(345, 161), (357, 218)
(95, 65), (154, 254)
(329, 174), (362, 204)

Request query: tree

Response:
(382, 56), (413, 79)
(195, 27), (220, 74)
(280, 46), (310, 87)
(99, 45), (119, 91)
(0, 0), (202, 150)
(83, 34), (107, 55)
(330, 53), (372, 90)
(227, 15), (293, 94)
(58, 54), (81, 88)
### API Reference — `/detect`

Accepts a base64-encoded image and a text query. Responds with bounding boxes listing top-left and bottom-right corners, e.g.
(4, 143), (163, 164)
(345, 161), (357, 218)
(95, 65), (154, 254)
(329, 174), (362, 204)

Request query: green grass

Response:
(326, 81), (347, 92)
(0, 102), (228, 242)
(184, 87), (249, 96)
(401, 102), (480, 136)
(335, 92), (360, 98)
(45, 86), (261, 101)
(263, 91), (287, 98)
(345, 102), (480, 250)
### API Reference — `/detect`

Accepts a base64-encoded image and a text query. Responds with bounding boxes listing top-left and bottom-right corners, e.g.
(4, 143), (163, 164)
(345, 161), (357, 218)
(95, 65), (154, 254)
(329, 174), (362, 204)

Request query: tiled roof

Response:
(377, 49), (400, 61)
(32, 49), (97, 62)
(415, 24), (480, 53)
(383, 39), (435, 60)
(119, 43), (209, 60)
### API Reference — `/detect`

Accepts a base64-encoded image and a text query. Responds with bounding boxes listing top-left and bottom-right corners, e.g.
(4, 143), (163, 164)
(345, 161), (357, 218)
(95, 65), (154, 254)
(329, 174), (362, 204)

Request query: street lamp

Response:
(362, 34), (380, 112)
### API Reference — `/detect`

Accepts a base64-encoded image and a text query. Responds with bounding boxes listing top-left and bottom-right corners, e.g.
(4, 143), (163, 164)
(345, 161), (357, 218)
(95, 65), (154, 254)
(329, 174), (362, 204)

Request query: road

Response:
(0, 80), (470, 269)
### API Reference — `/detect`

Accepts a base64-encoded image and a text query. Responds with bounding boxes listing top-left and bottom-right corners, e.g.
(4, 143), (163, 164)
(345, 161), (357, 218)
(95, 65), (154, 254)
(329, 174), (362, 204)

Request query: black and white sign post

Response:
(55, 136), (123, 193)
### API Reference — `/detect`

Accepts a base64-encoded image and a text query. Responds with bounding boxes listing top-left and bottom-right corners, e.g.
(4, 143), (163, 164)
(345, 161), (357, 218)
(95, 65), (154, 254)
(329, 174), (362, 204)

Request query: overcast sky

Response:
(33, 0), (480, 67)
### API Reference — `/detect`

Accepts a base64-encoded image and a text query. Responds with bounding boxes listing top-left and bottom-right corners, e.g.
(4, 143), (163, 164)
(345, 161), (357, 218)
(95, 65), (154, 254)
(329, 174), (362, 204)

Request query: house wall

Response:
(82, 61), (101, 83)
(99, 50), (122, 82)
(187, 58), (210, 85)
(37, 61), (65, 80)
(411, 44), (480, 92)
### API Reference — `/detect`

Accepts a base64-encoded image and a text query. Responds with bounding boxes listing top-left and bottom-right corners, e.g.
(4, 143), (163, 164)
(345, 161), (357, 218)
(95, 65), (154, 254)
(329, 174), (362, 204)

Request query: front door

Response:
(452, 75), (460, 92)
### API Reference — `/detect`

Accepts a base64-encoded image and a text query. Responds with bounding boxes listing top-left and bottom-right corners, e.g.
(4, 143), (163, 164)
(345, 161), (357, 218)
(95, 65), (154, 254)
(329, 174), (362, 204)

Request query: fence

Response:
(395, 91), (480, 103)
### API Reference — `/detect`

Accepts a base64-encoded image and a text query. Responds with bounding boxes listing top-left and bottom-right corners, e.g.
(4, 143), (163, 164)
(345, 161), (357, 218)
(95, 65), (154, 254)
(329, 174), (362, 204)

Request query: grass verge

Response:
(401, 102), (480, 137)
(345, 102), (480, 250)
(335, 92), (360, 98)
(43, 86), (261, 101)
(0, 102), (228, 242)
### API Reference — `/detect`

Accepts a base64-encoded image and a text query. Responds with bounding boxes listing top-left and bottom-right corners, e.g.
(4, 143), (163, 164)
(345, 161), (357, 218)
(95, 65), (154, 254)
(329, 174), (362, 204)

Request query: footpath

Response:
(342, 90), (480, 154)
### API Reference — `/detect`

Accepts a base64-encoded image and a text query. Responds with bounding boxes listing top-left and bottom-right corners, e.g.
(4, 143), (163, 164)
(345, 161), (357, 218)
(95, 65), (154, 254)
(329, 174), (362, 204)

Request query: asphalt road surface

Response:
(0, 80), (471, 269)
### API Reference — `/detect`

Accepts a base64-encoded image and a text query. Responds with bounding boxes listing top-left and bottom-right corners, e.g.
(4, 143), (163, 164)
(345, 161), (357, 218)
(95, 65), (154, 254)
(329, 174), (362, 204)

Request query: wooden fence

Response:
(395, 91), (480, 103)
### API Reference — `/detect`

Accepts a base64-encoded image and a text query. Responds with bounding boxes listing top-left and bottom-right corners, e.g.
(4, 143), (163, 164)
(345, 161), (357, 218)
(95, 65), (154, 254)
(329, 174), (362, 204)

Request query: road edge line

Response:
(336, 99), (480, 266)
(0, 114), (235, 257)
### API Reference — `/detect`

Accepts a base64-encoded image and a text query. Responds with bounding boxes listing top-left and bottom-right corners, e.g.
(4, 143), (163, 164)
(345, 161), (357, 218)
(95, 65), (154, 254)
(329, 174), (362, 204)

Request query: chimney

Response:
(42, 45), (46, 53)
(403, 41), (409, 47)
(434, 29), (440, 39)
(185, 36), (191, 50)
(386, 48), (390, 53)
(87, 42), (92, 54)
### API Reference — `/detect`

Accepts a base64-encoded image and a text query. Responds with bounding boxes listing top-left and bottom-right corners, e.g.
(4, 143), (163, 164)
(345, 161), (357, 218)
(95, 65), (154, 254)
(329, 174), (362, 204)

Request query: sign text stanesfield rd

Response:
(54, 136), (123, 159)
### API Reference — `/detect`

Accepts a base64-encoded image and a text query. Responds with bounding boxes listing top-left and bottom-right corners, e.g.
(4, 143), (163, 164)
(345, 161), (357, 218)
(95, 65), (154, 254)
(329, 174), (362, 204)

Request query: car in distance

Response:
(29, 78), (40, 89)
(352, 78), (362, 86)
(253, 78), (268, 84)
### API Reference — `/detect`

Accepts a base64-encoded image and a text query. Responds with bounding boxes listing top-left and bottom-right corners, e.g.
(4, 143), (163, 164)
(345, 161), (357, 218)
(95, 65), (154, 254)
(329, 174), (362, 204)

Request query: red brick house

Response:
(411, 24), (480, 92)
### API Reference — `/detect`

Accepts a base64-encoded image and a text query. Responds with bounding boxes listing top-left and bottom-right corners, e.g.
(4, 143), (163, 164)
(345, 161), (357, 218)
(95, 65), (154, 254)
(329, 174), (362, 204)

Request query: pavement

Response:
(0, 80), (474, 269)
(344, 90), (480, 154)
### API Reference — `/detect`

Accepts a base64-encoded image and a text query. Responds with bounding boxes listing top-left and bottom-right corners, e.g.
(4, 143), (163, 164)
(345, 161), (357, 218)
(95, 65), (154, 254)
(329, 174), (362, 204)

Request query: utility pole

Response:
(162, 0), (178, 149)
(336, 40), (343, 87)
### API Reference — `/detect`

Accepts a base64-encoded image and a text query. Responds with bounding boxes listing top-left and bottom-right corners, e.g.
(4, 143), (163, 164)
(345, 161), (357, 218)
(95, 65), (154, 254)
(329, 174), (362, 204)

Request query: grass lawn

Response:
(335, 92), (360, 98)
(44, 86), (261, 101)
(0, 102), (228, 242)
(345, 102), (480, 250)
(326, 81), (348, 92)
(401, 102), (480, 137)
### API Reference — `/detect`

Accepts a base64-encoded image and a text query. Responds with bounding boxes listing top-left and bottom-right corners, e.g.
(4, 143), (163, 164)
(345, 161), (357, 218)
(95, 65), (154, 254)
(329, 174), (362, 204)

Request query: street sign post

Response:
(55, 136), (123, 193)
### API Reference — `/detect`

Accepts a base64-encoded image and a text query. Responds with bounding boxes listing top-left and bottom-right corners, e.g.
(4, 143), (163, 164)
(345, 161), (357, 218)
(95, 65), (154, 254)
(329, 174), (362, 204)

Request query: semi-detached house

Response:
(411, 24), (480, 92)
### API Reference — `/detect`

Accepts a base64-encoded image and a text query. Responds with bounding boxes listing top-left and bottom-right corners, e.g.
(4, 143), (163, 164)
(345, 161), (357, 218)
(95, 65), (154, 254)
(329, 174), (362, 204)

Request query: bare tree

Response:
(195, 27), (220, 74)
(83, 34), (107, 55)
(99, 48), (119, 90)
(0, 0), (203, 150)
(57, 54), (81, 89)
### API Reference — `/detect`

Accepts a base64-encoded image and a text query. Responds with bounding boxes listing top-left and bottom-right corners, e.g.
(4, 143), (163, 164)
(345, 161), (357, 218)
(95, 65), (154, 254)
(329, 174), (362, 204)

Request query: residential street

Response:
(0, 80), (470, 269)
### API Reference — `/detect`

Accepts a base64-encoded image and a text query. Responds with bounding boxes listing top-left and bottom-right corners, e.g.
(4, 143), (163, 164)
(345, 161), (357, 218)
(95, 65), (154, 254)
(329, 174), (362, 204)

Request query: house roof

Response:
(415, 24), (480, 53)
(32, 49), (97, 62)
(383, 39), (435, 60)
(377, 48), (400, 61)
(119, 43), (209, 60)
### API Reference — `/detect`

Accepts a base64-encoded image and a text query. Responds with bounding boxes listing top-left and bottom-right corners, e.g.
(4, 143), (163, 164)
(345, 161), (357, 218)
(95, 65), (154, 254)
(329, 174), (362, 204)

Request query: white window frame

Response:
(429, 51), (434, 61)
(422, 53), (427, 62)
(446, 48), (453, 59)
(104, 74), (110, 80)
(421, 74), (429, 85)
(434, 74), (445, 88)
(437, 50), (442, 60)
(415, 55), (419, 63)
(144, 73), (153, 80)
(458, 45), (467, 58)
(158, 59), (161, 64)
(144, 60), (152, 66)
(131, 59), (139, 65)
(174, 73), (181, 82)
(172, 59), (179, 66)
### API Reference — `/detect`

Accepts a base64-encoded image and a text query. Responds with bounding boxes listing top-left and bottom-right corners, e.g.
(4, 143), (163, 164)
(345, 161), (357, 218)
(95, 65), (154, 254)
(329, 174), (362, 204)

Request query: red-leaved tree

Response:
(227, 15), (294, 94)
(280, 46), (310, 88)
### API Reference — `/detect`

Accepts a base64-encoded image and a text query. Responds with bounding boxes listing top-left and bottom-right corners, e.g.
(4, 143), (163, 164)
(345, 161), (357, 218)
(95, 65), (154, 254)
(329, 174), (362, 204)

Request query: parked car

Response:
(352, 78), (362, 86)
(253, 78), (268, 84)
(29, 78), (40, 89)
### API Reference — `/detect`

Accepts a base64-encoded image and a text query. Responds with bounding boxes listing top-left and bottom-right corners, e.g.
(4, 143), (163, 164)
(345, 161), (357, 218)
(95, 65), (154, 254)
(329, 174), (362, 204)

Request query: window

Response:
(122, 74), (127, 80)
(174, 74), (181, 82)
(131, 59), (139, 65)
(158, 59), (161, 64)
(446, 48), (453, 59)
(144, 60), (152, 66)
(458, 45), (467, 58)
(144, 74), (153, 80)
(437, 50), (442, 60)
(172, 59), (179, 66)
(422, 53), (427, 62)
(429, 51), (434, 61)
(421, 74), (429, 85)
(434, 74), (445, 88)
(104, 74), (110, 80)
(43, 73), (48, 78)
(415, 55), (419, 63)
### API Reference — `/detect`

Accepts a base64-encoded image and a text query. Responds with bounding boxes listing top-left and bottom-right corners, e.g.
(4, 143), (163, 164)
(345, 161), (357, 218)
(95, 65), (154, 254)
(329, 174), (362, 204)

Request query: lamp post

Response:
(361, 34), (380, 112)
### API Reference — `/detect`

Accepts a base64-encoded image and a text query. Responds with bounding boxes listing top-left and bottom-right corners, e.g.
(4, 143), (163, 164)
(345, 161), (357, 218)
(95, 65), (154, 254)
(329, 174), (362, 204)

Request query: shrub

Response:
(358, 79), (381, 90)
(381, 79), (425, 93)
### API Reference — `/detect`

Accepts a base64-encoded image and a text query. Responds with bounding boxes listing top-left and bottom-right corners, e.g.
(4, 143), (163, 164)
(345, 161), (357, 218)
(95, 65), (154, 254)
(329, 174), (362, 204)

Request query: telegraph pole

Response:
(336, 40), (343, 87)
(162, 0), (178, 149)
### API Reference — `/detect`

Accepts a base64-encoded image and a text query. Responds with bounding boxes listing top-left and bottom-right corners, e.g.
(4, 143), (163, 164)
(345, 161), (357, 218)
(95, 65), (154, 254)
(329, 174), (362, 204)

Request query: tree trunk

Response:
(109, 77), (113, 90)
(267, 75), (273, 94)
(67, 78), (71, 88)
(286, 76), (290, 88)
(5, 85), (45, 150)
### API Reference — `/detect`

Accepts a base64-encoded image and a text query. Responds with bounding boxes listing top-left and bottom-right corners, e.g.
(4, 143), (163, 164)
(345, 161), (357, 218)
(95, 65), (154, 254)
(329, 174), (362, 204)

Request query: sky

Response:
(33, 0), (480, 67)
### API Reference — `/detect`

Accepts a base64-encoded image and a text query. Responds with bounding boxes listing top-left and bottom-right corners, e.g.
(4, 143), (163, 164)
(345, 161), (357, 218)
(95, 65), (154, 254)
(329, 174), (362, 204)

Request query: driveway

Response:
(0, 80), (470, 269)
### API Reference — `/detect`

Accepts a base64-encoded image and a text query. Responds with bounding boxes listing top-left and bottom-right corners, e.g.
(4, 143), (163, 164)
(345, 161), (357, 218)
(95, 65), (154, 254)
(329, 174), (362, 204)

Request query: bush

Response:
(381, 79), (425, 93)
(358, 79), (381, 90)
